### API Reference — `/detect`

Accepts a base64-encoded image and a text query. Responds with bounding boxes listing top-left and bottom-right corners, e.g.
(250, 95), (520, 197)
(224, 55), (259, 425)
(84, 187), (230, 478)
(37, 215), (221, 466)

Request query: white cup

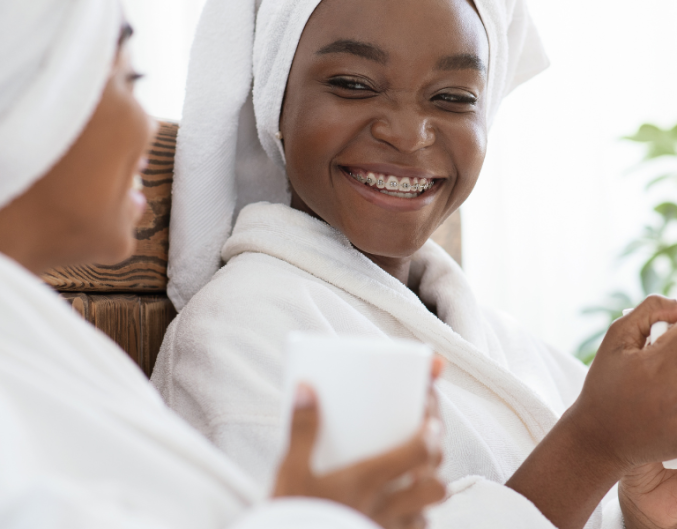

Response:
(282, 332), (433, 475)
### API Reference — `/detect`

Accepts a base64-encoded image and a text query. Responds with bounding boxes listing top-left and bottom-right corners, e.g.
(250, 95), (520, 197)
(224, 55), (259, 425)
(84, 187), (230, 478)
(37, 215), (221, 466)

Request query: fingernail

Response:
(294, 384), (314, 410)
(424, 417), (443, 455)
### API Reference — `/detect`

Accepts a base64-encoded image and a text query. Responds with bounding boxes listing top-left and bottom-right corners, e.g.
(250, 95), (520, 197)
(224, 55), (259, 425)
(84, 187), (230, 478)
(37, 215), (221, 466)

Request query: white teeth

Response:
(132, 174), (143, 192)
(346, 167), (435, 197)
(399, 177), (412, 192)
(386, 175), (399, 189)
(380, 190), (416, 199)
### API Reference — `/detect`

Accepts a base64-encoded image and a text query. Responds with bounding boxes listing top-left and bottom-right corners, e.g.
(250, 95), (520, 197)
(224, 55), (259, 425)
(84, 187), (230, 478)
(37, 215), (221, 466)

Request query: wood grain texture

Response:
(60, 293), (177, 378)
(140, 297), (177, 377)
(43, 122), (178, 292)
(431, 209), (462, 265)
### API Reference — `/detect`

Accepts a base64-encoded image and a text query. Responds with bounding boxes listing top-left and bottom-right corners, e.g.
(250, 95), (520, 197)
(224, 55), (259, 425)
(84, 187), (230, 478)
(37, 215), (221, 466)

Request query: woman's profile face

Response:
(281, 0), (489, 259)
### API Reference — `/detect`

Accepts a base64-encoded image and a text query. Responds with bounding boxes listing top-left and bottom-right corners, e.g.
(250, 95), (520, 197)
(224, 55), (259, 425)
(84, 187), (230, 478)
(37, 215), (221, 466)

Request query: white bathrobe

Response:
(0, 251), (379, 529)
(153, 203), (624, 528)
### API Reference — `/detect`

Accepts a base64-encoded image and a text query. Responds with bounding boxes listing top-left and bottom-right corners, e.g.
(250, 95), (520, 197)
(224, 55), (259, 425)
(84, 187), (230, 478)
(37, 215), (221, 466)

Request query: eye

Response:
(326, 76), (377, 98)
(432, 92), (478, 111)
(127, 72), (145, 83)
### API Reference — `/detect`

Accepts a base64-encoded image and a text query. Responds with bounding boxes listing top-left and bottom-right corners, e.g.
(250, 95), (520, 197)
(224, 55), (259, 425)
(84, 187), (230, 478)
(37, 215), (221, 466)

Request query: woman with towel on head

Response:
(0, 1), (446, 527)
(155, 0), (677, 527)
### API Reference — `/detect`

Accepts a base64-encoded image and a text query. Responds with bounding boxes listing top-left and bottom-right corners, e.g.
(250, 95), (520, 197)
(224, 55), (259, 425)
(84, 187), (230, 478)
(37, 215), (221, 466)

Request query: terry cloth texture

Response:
(0, 250), (383, 529)
(0, 0), (120, 210)
(154, 202), (623, 529)
(167, 0), (550, 311)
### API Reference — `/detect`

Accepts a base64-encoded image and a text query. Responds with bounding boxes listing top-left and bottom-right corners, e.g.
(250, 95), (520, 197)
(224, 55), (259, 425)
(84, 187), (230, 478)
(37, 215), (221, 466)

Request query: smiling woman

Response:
(280, 0), (488, 280)
(151, 1), (677, 528)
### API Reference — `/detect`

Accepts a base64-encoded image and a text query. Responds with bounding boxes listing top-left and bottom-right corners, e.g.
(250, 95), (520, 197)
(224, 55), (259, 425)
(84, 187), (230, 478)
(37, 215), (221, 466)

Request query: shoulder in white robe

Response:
(153, 202), (625, 529)
(0, 251), (377, 529)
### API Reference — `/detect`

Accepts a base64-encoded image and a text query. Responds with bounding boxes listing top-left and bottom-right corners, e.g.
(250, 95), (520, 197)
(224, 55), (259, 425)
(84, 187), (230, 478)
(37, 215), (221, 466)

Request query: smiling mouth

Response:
(340, 166), (437, 199)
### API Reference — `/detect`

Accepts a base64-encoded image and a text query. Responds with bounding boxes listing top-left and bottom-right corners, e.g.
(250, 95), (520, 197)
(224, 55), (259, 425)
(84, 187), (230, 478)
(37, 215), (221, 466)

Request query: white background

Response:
(121, 0), (677, 354)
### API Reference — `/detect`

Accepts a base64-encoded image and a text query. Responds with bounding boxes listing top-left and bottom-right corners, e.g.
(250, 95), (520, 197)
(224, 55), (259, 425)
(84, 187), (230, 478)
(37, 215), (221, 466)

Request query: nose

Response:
(370, 107), (436, 154)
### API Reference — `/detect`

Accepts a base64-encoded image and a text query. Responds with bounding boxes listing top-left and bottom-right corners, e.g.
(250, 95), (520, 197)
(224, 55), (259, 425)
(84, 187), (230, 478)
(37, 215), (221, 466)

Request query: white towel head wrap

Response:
(168, 0), (549, 311)
(0, 0), (121, 211)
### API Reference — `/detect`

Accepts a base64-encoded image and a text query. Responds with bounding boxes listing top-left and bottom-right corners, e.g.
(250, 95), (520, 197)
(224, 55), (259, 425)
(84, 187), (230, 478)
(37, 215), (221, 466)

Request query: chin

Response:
(350, 233), (426, 260)
(93, 233), (137, 266)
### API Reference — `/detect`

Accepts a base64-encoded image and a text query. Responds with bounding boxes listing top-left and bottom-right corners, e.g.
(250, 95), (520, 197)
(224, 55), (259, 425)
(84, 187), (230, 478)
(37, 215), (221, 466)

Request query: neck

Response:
(360, 251), (412, 285)
(289, 194), (412, 286)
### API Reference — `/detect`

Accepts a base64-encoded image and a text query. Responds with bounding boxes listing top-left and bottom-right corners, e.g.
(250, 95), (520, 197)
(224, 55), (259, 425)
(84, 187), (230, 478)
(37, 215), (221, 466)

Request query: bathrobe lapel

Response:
(223, 204), (560, 443)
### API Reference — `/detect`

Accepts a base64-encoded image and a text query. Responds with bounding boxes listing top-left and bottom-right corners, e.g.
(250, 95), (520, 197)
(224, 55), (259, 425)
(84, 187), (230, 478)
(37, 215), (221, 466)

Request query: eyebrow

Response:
(316, 39), (388, 65)
(435, 53), (486, 73)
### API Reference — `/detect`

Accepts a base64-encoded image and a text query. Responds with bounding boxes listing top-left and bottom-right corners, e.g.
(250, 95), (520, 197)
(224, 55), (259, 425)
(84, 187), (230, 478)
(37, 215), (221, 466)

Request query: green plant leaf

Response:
(576, 349), (598, 366)
(655, 202), (677, 221)
(624, 124), (664, 143)
(577, 120), (677, 361)
(640, 259), (662, 295)
(621, 239), (646, 257)
(646, 173), (677, 190)
(576, 329), (607, 354)
(624, 123), (677, 159)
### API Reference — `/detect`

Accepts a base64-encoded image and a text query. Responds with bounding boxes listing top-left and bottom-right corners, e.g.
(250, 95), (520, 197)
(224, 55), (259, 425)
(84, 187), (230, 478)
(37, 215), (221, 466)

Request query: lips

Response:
(340, 165), (439, 200)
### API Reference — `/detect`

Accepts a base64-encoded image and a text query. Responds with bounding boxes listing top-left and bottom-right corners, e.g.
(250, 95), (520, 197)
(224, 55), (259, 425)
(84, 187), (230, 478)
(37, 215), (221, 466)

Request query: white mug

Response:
(282, 332), (433, 475)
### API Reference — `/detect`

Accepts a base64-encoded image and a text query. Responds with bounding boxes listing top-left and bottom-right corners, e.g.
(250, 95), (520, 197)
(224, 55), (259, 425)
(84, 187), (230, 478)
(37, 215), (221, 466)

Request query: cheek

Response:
(284, 95), (360, 178)
(78, 89), (152, 259)
(444, 119), (487, 203)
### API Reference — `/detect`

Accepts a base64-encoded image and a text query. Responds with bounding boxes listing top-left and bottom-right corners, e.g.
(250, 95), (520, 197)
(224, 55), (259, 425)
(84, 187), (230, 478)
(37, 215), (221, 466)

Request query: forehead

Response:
(297, 0), (489, 67)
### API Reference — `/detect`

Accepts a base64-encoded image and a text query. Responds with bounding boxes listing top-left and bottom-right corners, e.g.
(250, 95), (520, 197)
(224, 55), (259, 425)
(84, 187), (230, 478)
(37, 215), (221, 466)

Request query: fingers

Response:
(284, 383), (320, 470)
(425, 386), (441, 423)
(377, 512), (427, 529)
(401, 514), (427, 529)
(431, 355), (446, 380)
(377, 476), (446, 521)
(348, 418), (443, 490)
(611, 296), (677, 349)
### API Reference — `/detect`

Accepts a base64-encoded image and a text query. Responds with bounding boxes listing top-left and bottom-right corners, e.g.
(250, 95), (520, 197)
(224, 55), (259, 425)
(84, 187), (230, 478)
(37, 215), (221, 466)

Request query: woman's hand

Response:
(612, 313), (677, 529)
(507, 295), (677, 529)
(273, 358), (446, 529)
(620, 463), (677, 529)
(574, 296), (677, 469)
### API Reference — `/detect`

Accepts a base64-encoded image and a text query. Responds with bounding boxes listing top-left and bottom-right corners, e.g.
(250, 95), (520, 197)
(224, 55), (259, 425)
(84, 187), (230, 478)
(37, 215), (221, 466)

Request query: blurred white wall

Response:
(121, 0), (677, 354)
(120, 0), (207, 120)
(463, 0), (677, 354)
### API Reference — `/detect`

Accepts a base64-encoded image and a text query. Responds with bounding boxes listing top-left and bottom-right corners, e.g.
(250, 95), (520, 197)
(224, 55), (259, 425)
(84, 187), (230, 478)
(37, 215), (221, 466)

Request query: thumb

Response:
(286, 383), (320, 469)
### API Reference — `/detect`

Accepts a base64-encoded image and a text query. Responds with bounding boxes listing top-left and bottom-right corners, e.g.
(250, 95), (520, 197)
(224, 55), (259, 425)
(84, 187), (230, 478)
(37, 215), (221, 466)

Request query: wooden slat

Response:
(61, 292), (90, 320)
(60, 293), (177, 378)
(90, 295), (142, 366)
(140, 297), (177, 377)
(432, 210), (462, 265)
(43, 122), (178, 292)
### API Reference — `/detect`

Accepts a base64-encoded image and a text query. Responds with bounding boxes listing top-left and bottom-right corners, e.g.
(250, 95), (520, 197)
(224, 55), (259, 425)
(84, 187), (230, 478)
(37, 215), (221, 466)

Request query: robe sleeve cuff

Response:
(230, 498), (380, 529)
(427, 476), (557, 528)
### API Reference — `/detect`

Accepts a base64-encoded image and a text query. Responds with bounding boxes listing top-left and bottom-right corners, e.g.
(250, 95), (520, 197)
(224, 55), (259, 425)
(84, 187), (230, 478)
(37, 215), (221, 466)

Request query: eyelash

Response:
(127, 72), (145, 83)
(433, 93), (477, 105)
(327, 76), (477, 108)
(327, 76), (374, 93)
